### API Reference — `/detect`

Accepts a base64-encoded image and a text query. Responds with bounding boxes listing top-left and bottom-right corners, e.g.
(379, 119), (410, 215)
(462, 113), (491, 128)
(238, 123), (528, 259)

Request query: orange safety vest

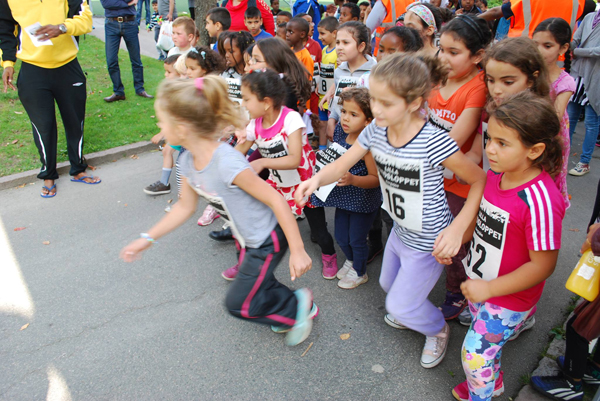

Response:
(373, 0), (412, 56)
(507, 0), (584, 38)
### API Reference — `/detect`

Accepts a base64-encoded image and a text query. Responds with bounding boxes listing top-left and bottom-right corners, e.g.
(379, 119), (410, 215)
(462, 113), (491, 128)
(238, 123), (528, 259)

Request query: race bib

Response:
(226, 78), (242, 104)
(191, 186), (246, 248)
(313, 143), (347, 202)
(374, 155), (423, 231)
(257, 136), (302, 187)
(319, 63), (335, 95)
(312, 61), (320, 93)
(334, 76), (359, 97)
(463, 197), (509, 281)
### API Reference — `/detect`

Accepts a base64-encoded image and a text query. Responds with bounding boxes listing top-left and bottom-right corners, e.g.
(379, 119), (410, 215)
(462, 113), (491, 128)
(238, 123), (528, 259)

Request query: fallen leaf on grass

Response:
(130, 154), (139, 159)
(11, 139), (18, 144)
(340, 333), (350, 340)
(14, 111), (23, 115)
(14, 227), (26, 231)
(150, 115), (155, 118)
(42, 241), (50, 245)
(301, 342), (313, 357)
(20, 323), (29, 331)
(569, 229), (580, 232)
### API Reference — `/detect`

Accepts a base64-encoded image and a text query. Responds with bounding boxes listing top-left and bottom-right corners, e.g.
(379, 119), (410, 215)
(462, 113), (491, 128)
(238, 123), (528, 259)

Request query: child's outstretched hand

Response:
(432, 226), (463, 261)
(289, 249), (312, 280)
(120, 238), (153, 262)
(461, 279), (492, 304)
(151, 133), (164, 144)
(294, 179), (320, 208)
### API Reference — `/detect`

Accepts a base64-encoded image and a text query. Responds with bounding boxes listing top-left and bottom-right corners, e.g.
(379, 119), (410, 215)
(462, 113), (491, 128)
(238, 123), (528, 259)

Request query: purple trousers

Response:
(380, 233), (445, 337)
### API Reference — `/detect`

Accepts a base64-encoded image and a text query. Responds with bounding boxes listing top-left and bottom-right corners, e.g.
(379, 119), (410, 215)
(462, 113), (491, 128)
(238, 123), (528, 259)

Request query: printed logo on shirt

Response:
(226, 78), (242, 104)
(428, 113), (454, 133)
(374, 154), (423, 231)
(464, 197), (509, 281)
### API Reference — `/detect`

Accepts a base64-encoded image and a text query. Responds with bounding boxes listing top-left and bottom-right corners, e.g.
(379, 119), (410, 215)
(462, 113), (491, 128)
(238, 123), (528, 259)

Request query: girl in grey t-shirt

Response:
(120, 76), (315, 347)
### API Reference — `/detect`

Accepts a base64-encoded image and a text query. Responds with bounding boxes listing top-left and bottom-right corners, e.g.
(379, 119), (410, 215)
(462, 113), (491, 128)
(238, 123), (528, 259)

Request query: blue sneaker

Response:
(531, 375), (583, 401)
(557, 356), (600, 385)
(440, 291), (467, 320)
(284, 289), (313, 346)
(271, 303), (319, 333)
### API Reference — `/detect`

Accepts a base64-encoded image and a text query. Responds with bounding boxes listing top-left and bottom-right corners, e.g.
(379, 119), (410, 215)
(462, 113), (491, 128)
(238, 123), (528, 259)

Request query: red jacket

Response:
(226, 0), (275, 36)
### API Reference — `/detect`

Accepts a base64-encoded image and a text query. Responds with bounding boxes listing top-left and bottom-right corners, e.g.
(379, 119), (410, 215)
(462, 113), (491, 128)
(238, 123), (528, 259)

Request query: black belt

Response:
(110, 15), (135, 22)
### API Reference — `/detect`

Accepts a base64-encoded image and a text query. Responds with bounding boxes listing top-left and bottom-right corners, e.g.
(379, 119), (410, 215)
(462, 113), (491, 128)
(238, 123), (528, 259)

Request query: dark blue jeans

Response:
(334, 208), (379, 276)
(135, 0), (151, 27)
(104, 18), (145, 96)
(567, 102), (599, 165)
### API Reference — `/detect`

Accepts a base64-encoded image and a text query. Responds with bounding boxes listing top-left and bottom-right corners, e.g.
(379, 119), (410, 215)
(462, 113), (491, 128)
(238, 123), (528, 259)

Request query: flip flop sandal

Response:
(70, 176), (101, 184)
(40, 184), (56, 198)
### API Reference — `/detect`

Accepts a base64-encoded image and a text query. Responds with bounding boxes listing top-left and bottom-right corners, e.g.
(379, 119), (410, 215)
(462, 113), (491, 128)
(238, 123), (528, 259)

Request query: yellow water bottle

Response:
(566, 250), (600, 301)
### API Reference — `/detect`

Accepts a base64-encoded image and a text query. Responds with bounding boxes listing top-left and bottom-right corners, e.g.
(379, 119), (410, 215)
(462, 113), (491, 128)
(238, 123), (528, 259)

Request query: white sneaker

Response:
(337, 268), (368, 289)
(421, 322), (450, 369)
(384, 314), (408, 329)
(508, 316), (535, 341)
(336, 260), (353, 280)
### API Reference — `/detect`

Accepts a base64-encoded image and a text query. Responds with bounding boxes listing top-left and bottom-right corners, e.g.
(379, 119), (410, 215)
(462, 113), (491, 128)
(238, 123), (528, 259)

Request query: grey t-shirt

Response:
(179, 144), (278, 249)
(158, 0), (177, 19)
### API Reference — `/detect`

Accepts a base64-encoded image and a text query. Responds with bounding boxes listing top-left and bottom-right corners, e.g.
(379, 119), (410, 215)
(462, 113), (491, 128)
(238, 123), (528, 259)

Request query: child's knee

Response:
(224, 291), (244, 317)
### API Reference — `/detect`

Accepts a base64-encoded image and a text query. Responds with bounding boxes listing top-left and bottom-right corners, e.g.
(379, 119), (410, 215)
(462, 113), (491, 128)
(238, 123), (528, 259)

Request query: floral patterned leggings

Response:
(461, 302), (532, 401)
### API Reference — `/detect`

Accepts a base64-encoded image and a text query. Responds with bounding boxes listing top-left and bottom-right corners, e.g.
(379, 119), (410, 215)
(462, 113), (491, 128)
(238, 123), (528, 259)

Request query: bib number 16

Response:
(384, 188), (405, 220)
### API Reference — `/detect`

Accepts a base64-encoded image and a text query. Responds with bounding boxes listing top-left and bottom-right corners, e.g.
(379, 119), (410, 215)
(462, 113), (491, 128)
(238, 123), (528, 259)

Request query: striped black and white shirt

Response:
(358, 120), (459, 252)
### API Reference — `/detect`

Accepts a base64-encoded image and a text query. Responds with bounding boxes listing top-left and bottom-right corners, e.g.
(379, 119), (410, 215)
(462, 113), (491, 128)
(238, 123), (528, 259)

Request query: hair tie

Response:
(195, 77), (204, 91)
(406, 2), (437, 34)
(200, 50), (206, 60)
(278, 73), (284, 79)
(457, 14), (484, 43)
(190, 47), (198, 53)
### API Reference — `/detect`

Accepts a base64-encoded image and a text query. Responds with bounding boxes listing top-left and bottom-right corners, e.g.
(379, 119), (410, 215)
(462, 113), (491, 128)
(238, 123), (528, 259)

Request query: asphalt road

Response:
(1, 125), (599, 400)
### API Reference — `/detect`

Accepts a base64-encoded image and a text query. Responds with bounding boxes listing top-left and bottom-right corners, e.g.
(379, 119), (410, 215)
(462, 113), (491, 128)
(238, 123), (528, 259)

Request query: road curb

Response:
(0, 141), (157, 191)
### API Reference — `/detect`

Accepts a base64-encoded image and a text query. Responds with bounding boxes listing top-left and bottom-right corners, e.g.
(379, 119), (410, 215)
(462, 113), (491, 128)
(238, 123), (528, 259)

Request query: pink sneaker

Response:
(198, 205), (220, 226)
(221, 263), (239, 281)
(322, 253), (338, 279)
(452, 371), (504, 401)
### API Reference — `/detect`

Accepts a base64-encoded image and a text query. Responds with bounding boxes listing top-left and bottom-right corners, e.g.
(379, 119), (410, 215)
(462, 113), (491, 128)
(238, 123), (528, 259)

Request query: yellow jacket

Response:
(0, 0), (92, 69)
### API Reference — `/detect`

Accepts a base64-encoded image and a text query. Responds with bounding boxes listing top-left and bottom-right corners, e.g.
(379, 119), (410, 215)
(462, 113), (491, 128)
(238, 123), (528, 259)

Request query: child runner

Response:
(168, 16), (196, 57)
(276, 10), (291, 27)
(286, 17), (314, 81)
(316, 16), (339, 151)
(427, 14), (491, 322)
(403, 2), (442, 57)
(457, 37), (552, 331)
(276, 22), (287, 41)
(451, 92), (565, 401)
(121, 76), (315, 347)
(339, 2), (360, 23)
(297, 13), (323, 127)
(310, 88), (382, 289)
(296, 53), (486, 369)
(185, 46), (226, 79)
(148, 0), (164, 60)
(533, 18), (575, 209)
(205, 7), (232, 52)
(245, 6), (273, 41)
(223, 69), (315, 281)
(144, 55), (182, 197)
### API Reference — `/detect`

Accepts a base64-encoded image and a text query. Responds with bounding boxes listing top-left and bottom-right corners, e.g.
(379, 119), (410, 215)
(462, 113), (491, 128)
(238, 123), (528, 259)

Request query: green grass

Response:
(0, 34), (163, 177)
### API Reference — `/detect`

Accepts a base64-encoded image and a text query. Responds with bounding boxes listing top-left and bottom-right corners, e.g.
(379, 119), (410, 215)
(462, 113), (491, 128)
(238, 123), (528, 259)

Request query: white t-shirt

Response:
(245, 108), (306, 142)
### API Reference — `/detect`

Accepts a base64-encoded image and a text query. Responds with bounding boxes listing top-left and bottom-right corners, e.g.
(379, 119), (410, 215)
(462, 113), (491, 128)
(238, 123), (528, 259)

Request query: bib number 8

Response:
(384, 188), (405, 220)
(321, 79), (328, 93)
(466, 242), (487, 278)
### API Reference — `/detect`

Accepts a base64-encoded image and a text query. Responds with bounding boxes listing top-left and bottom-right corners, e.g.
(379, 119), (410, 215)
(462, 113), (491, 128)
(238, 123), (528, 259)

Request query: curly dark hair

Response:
(186, 46), (226, 75)
(338, 87), (373, 121)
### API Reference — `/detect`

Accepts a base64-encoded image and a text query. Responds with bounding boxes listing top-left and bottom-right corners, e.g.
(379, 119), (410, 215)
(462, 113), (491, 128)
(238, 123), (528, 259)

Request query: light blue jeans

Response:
(567, 102), (599, 165)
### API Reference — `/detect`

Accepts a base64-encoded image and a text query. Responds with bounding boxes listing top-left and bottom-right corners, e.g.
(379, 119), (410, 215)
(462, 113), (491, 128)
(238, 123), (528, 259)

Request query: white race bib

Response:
(312, 61), (320, 93)
(334, 76), (359, 97)
(319, 63), (335, 96)
(463, 197), (509, 281)
(226, 78), (242, 104)
(191, 186), (246, 248)
(313, 143), (347, 202)
(256, 134), (302, 187)
(375, 155), (423, 231)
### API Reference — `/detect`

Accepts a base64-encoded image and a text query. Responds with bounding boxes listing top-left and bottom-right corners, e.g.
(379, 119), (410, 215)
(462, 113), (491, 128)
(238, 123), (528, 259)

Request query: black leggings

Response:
(564, 314), (600, 380)
(17, 59), (88, 180)
(304, 206), (336, 256)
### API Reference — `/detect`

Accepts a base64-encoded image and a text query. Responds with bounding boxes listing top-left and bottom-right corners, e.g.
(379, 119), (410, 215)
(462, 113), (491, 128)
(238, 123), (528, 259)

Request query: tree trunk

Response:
(195, 0), (212, 46)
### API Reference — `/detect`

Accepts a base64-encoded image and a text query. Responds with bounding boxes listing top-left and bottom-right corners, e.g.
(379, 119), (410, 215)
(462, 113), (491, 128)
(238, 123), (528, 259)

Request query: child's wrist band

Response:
(140, 233), (156, 243)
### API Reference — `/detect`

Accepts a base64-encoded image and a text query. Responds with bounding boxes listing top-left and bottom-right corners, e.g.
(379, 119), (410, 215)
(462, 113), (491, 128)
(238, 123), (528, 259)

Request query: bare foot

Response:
(41, 179), (56, 197)
(72, 172), (101, 184)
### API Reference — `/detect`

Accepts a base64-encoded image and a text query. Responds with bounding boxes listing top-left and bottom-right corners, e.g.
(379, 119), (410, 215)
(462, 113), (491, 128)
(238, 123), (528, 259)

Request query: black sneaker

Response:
(531, 375), (583, 401)
(144, 181), (171, 195)
(557, 356), (600, 385)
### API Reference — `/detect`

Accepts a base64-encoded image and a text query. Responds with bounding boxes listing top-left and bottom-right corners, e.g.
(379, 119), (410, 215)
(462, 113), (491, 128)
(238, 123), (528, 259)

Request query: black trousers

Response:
(304, 206), (336, 256)
(17, 59), (88, 180)
(225, 225), (298, 327)
(564, 314), (600, 380)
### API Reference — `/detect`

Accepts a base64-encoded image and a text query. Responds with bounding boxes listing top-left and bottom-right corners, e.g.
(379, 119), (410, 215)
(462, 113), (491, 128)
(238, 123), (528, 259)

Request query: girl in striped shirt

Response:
(295, 53), (486, 369)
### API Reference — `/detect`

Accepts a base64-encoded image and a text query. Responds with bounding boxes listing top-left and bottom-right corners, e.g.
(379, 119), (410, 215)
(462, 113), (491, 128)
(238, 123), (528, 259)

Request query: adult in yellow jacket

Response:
(0, 0), (100, 197)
